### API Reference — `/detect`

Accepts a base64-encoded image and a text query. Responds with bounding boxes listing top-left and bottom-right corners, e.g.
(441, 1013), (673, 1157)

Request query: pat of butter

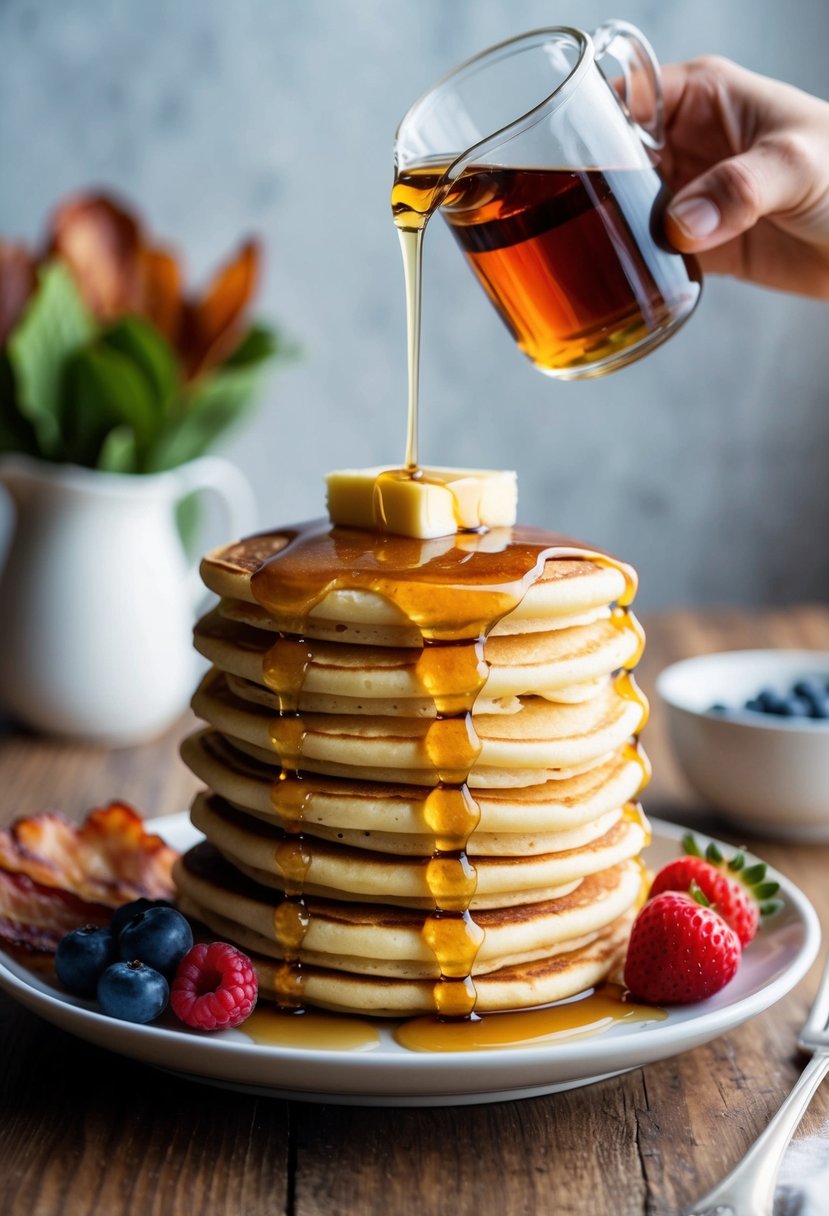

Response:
(326, 466), (518, 539)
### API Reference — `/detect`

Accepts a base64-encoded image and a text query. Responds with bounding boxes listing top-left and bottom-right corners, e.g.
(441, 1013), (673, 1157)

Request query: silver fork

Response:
(684, 952), (829, 1216)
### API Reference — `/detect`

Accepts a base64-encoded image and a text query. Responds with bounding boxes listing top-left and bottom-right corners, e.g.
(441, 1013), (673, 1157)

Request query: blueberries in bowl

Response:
(710, 676), (829, 721)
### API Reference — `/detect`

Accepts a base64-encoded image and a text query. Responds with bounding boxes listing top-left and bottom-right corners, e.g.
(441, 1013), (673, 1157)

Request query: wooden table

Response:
(2, 606), (829, 1216)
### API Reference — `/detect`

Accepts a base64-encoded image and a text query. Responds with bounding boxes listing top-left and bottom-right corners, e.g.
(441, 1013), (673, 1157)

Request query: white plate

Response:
(0, 814), (820, 1106)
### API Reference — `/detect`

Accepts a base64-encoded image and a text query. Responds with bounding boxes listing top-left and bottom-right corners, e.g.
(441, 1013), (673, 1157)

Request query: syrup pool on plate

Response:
(240, 984), (666, 1053)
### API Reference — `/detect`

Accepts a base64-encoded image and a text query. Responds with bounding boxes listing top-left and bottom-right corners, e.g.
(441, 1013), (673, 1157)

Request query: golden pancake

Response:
(191, 668), (647, 787)
(193, 605), (643, 714)
(201, 530), (632, 645)
(181, 730), (649, 856)
(175, 842), (644, 979)
(187, 904), (637, 1015)
(180, 517), (647, 1017)
(189, 792), (650, 909)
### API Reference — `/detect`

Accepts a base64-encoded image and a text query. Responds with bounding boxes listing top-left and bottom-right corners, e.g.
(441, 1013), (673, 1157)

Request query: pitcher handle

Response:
(173, 456), (257, 614)
(592, 19), (664, 152)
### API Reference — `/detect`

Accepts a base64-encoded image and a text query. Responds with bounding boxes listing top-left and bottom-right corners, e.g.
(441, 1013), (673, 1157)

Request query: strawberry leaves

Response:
(681, 833), (783, 921)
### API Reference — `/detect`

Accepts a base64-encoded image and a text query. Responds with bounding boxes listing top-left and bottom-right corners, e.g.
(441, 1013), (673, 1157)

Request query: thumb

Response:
(665, 142), (799, 251)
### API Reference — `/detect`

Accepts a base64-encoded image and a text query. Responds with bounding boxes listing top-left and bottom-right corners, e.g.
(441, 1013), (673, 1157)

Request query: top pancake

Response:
(201, 527), (632, 646)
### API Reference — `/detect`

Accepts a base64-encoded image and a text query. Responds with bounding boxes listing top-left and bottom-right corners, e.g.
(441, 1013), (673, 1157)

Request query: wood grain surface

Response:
(2, 606), (829, 1216)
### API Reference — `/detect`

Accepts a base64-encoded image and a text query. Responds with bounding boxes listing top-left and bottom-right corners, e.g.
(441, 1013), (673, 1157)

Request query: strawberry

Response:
(648, 835), (782, 948)
(624, 885), (741, 1004)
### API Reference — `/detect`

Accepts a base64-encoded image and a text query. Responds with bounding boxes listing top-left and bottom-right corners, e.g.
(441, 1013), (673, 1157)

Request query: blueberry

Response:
(97, 960), (169, 1023)
(744, 698), (765, 713)
(793, 679), (825, 702)
(709, 703), (728, 714)
(117, 906), (193, 978)
(810, 697), (829, 720)
(780, 695), (812, 718)
(110, 898), (172, 941)
(55, 925), (115, 996)
(752, 689), (786, 714)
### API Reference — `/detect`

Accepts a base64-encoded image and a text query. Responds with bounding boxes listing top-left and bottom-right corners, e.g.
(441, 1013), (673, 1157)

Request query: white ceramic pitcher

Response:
(0, 454), (255, 745)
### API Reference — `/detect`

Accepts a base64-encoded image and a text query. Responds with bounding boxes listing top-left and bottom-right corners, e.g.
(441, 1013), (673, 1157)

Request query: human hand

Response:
(660, 56), (829, 298)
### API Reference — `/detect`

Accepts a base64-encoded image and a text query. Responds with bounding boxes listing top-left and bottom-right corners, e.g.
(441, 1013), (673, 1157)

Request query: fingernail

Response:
(668, 196), (721, 240)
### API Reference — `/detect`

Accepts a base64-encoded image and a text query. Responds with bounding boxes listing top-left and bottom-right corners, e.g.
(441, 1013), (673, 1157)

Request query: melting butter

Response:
(325, 465), (518, 538)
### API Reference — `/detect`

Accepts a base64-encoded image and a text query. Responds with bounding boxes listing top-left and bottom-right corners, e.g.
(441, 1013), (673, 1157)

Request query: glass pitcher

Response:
(393, 21), (702, 379)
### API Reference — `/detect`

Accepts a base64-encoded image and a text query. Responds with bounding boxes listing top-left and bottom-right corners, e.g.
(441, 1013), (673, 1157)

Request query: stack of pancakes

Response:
(175, 523), (651, 1018)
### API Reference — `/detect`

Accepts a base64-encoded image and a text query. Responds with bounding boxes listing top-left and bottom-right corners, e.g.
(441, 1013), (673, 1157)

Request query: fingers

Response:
(664, 139), (810, 252)
(660, 56), (743, 130)
(659, 62), (694, 124)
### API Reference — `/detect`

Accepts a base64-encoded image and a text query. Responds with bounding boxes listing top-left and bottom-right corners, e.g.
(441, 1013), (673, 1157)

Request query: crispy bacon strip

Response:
(0, 803), (179, 953)
(0, 871), (111, 953)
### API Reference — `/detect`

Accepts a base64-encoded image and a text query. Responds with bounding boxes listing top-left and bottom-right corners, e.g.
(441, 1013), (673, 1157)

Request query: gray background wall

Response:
(1, 0), (827, 611)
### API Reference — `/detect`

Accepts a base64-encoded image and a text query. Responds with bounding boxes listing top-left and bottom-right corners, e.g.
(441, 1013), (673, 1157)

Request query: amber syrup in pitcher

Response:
(393, 162), (701, 380)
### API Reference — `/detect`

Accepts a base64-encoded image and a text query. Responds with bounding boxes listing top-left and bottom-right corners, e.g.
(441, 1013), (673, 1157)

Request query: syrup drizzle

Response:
(247, 520), (642, 1017)
(261, 637), (316, 1006)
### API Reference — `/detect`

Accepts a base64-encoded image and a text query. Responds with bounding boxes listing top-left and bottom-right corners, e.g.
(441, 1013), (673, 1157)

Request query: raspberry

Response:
(170, 942), (258, 1030)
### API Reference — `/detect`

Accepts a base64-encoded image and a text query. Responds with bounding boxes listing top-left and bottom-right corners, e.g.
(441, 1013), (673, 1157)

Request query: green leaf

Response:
(688, 879), (711, 908)
(760, 899), (784, 918)
(705, 841), (724, 865)
(97, 425), (139, 473)
(753, 880), (781, 901)
(0, 353), (39, 455)
(146, 358), (266, 472)
(742, 863), (767, 885)
(6, 262), (95, 458)
(100, 317), (179, 416)
(223, 323), (280, 368)
(726, 852), (745, 873)
(62, 344), (160, 468)
(681, 833), (703, 858)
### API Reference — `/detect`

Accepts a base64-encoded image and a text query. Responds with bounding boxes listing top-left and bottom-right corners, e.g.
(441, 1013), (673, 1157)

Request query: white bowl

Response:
(656, 649), (829, 841)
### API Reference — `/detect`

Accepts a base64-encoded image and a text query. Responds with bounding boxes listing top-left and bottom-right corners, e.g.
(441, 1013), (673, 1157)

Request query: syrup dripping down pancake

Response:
(199, 531), (633, 645)
(188, 792), (650, 909)
(179, 518), (647, 1017)
(175, 841), (645, 979)
(181, 730), (649, 856)
(193, 605), (643, 713)
(191, 669), (647, 788)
